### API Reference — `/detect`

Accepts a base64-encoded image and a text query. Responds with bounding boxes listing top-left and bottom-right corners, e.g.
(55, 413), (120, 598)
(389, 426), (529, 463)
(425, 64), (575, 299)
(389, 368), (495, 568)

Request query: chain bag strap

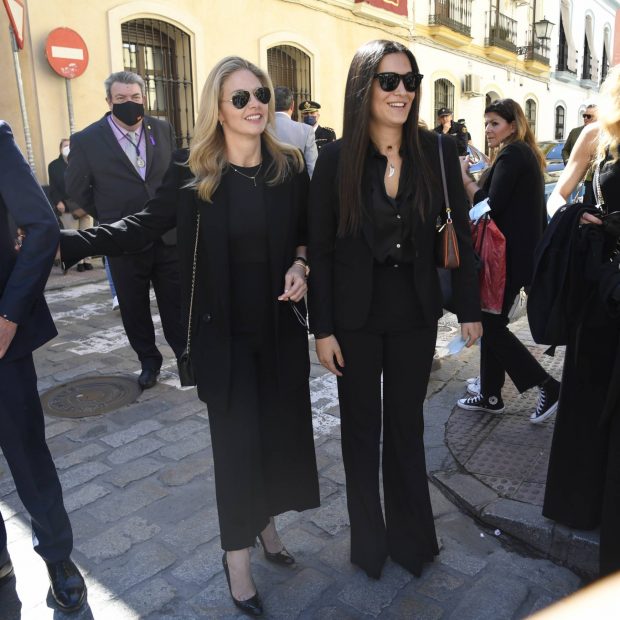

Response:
(177, 210), (200, 387)
(593, 159), (606, 214)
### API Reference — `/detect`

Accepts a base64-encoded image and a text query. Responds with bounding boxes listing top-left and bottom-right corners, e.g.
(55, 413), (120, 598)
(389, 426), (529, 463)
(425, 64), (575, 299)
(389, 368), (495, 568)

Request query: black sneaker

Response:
(457, 393), (504, 413)
(530, 377), (560, 424)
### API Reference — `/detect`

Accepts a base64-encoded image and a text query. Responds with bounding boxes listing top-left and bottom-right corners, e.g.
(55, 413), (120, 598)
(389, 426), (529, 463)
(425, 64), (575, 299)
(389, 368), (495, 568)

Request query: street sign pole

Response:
(65, 78), (75, 134)
(9, 25), (35, 172)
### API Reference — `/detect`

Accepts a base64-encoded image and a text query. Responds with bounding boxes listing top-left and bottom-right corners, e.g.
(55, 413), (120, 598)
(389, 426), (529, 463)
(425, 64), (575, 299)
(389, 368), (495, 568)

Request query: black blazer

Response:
(65, 113), (176, 244)
(473, 140), (546, 288)
(308, 131), (480, 336)
(0, 121), (58, 362)
(60, 150), (310, 412)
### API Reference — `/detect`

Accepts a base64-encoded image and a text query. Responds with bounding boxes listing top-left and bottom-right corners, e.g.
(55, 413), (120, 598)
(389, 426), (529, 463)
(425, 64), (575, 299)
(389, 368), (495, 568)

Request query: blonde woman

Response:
(59, 56), (320, 616)
(543, 65), (620, 577)
(457, 99), (559, 422)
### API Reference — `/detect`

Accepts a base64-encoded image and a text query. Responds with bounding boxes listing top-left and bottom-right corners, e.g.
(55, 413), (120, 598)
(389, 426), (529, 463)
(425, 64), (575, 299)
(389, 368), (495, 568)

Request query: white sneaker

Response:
(466, 376), (480, 395)
(112, 296), (119, 311)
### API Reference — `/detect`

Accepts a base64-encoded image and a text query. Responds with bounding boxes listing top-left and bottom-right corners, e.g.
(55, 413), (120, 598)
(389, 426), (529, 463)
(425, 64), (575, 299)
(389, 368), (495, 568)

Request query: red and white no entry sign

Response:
(45, 27), (89, 79)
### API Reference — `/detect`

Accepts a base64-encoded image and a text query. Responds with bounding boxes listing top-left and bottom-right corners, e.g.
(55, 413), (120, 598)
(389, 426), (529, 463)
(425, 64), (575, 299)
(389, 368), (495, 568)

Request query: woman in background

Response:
(456, 99), (559, 424)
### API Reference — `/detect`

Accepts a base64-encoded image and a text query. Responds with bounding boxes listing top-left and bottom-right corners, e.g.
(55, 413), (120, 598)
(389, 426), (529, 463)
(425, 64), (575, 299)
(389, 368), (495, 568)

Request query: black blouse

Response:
(367, 146), (414, 266)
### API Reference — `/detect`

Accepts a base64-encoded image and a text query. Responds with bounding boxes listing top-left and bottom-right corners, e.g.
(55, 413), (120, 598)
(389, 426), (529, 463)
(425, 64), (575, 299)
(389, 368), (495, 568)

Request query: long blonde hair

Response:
(188, 56), (304, 202)
(597, 65), (620, 163)
(484, 98), (546, 174)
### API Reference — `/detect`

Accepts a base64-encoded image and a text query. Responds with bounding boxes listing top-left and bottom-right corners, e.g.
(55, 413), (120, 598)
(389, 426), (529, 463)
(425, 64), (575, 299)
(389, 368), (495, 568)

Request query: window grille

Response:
(122, 19), (194, 148)
(267, 45), (312, 121)
(555, 106), (565, 140)
(434, 79), (455, 119)
(582, 33), (592, 81)
(557, 16), (570, 72)
(525, 99), (536, 137)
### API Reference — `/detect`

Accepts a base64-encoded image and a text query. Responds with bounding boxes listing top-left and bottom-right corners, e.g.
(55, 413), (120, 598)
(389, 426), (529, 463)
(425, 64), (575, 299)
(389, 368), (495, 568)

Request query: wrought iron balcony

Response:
(485, 11), (517, 53)
(517, 31), (550, 65)
(429, 0), (472, 37)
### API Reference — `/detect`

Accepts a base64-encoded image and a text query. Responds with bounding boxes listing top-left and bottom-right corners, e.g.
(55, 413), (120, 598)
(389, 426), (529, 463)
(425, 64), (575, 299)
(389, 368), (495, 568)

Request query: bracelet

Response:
(293, 259), (310, 277)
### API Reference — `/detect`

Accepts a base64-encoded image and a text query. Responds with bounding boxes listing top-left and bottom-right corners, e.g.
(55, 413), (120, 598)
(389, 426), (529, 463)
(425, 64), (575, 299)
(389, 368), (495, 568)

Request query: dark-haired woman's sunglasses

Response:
(225, 87), (271, 109)
(374, 72), (423, 92)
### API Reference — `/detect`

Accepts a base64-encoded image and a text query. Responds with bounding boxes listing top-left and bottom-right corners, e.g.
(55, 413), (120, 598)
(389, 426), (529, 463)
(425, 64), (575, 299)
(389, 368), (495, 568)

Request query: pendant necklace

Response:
(111, 118), (145, 168)
(230, 162), (263, 187)
(386, 145), (396, 178)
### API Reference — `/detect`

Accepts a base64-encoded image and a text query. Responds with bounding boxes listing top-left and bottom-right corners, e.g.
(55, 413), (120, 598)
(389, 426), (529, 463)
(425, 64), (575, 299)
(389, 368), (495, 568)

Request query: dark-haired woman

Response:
(308, 40), (482, 579)
(456, 99), (559, 423)
(59, 56), (320, 616)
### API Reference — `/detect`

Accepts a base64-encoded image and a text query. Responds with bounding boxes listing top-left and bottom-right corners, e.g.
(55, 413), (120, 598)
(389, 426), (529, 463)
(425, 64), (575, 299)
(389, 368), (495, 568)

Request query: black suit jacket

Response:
(315, 125), (336, 150)
(48, 155), (69, 207)
(0, 121), (58, 362)
(65, 113), (176, 244)
(473, 140), (546, 288)
(60, 149), (310, 413)
(308, 132), (480, 336)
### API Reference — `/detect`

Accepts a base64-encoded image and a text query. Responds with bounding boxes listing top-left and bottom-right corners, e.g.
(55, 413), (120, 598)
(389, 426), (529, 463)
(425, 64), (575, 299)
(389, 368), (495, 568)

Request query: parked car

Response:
(538, 140), (583, 204)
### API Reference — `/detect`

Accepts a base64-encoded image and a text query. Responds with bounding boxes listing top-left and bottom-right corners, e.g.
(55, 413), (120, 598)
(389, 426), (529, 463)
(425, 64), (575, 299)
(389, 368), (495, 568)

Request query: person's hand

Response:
(459, 155), (472, 182)
(580, 212), (603, 226)
(56, 201), (66, 214)
(0, 317), (17, 359)
(278, 263), (307, 302)
(14, 227), (25, 251)
(461, 322), (482, 347)
(316, 335), (344, 376)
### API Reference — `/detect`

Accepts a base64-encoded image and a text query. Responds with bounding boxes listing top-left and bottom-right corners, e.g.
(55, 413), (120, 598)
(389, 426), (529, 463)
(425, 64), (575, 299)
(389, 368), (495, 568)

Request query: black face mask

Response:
(112, 101), (144, 126)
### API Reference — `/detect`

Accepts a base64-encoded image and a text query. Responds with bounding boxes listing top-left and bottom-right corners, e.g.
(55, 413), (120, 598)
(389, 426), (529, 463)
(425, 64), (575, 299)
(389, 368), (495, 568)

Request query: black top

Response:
(47, 155), (69, 207)
(367, 146), (414, 265)
(226, 165), (270, 333)
(432, 120), (468, 156)
(473, 141), (546, 287)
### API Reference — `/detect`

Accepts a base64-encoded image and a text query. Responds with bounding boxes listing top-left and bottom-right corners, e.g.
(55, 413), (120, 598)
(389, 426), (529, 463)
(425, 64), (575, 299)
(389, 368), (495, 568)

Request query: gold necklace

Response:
(229, 162), (263, 187)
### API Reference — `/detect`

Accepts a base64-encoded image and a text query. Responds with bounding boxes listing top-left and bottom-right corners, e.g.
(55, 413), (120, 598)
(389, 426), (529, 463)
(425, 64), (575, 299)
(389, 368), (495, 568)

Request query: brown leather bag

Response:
(435, 135), (460, 269)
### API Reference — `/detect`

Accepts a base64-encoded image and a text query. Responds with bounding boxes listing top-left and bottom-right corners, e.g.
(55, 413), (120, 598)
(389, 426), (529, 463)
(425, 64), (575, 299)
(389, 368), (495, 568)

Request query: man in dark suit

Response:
(0, 121), (86, 611)
(66, 71), (185, 389)
(298, 100), (336, 151)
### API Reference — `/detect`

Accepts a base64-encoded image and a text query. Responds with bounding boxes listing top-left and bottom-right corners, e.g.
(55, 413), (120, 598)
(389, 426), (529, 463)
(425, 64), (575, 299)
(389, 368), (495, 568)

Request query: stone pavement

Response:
(0, 275), (584, 619)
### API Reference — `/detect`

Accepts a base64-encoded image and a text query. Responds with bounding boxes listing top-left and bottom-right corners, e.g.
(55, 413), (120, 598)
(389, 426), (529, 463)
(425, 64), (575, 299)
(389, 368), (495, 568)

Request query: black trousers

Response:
(206, 329), (319, 551)
(0, 355), (73, 562)
(335, 265), (439, 578)
(108, 241), (185, 370)
(480, 285), (548, 398)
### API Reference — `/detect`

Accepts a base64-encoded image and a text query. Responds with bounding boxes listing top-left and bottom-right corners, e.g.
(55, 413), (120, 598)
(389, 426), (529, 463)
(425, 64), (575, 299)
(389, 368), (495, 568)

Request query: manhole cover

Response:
(41, 376), (141, 418)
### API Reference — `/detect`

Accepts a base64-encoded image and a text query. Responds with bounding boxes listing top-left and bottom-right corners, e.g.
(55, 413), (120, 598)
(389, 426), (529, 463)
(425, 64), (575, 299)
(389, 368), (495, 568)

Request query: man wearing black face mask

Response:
(298, 100), (336, 151)
(65, 71), (185, 389)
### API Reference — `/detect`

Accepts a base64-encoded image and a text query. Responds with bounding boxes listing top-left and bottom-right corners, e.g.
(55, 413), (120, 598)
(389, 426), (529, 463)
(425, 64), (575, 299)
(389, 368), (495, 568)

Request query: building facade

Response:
(1, 0), (618, 182)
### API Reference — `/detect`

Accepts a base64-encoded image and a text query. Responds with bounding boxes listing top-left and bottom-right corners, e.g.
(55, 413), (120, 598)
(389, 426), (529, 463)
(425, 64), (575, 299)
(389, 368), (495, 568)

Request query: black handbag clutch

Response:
(176, 210), (200, 387)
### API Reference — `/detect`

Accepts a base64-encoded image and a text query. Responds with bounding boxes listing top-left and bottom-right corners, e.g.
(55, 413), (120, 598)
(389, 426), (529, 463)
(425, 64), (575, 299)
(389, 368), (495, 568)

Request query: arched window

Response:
(525, 99), (536, 136)
(434, 79), (455, 118)
(122, 19), (194, 148)
(267, 45), (312, 121)
(555, 105), (565, 140)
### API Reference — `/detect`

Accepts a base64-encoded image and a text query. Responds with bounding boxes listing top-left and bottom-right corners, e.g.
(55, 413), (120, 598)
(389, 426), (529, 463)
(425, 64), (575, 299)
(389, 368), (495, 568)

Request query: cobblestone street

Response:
(0, 268), (582, 619)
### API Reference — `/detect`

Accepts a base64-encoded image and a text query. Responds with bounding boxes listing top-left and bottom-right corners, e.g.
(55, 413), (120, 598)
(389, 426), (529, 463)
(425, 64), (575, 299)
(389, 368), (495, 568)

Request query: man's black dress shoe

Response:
(46, 558), (86, 612)
(76, 263), (85, 272)
(222, 553), (263, 616)
(0, 554), (14, 587)
(257, 534), (295, 566)
(82, 262), (93, 270)
(138, 368), (159, 390)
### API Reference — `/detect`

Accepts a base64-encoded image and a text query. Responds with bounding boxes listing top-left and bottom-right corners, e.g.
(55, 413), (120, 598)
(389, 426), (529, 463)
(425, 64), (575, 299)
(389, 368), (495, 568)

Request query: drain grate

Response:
(41, 375), (141, 418)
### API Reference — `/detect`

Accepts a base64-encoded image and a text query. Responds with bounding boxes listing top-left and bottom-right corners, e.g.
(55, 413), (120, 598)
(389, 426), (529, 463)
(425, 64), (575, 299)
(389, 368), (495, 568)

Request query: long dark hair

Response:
(484, 98), (546, 174)
(338, 40), (434, 236)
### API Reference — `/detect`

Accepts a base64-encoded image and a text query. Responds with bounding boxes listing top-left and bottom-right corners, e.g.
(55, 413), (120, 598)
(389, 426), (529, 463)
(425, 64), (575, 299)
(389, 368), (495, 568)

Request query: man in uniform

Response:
(66, 71), (186, 390)
(298, 100), (336, 151)
(433, 107), (468, 156)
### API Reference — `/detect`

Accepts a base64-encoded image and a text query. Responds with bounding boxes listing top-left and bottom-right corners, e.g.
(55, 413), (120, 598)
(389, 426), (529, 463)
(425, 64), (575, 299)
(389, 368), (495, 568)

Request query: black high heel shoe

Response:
(222, 553), (263, 616)
(257, 533), (295, 566)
